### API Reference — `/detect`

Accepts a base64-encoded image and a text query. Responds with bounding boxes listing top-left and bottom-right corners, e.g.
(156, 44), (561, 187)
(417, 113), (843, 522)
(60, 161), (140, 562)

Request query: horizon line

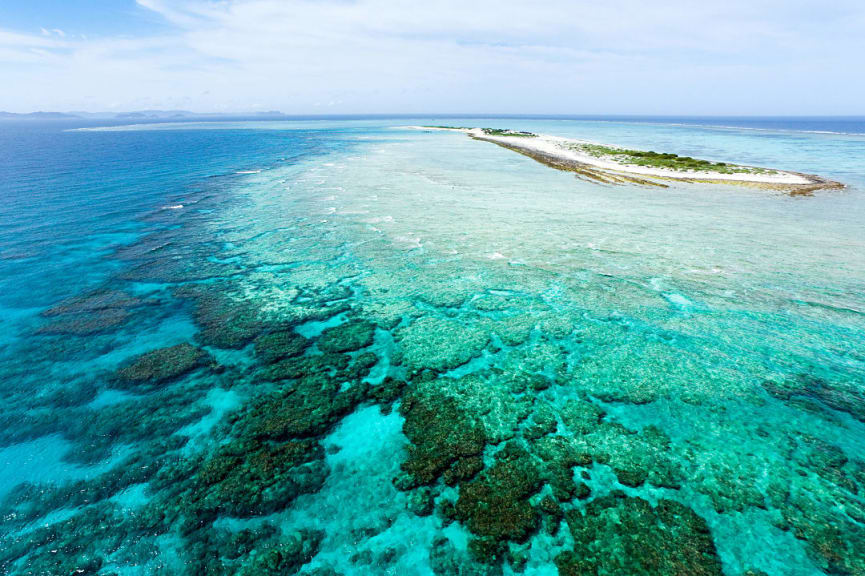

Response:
(3, 111), (865, 119)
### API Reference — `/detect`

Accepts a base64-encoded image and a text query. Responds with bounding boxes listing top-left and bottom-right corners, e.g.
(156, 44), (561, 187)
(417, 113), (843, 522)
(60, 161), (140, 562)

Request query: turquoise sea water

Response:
(0, 117), (864, 575)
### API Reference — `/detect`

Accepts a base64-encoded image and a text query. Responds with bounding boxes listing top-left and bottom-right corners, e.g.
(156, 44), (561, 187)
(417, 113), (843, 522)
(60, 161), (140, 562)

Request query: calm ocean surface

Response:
(0, 116), (863, 575)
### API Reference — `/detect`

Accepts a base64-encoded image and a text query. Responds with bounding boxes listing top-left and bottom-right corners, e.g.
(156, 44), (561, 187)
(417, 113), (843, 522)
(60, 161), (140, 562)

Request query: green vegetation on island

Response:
(481, 128), (537, 137)
(421, 126), (537, 137)
(571, 143), (774, 175)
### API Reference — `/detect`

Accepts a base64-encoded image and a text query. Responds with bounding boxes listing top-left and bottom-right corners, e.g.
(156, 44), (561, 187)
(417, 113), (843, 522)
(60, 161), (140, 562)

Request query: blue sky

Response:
(1, 0), (863, 114)
(0, 1), (168, 35)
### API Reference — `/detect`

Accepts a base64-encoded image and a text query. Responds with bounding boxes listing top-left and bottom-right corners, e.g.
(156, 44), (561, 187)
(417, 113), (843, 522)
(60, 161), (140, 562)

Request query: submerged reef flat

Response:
(1, 122), (864, 576)
(415, 126), (844, 194)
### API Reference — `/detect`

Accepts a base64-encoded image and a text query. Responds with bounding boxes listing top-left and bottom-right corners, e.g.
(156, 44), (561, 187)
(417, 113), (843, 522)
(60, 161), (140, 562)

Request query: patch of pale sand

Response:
(402, 125), (471, 132)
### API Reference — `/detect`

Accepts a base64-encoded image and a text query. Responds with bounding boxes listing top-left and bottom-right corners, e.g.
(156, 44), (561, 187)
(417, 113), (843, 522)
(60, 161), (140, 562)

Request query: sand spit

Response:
(408, 126), (844, 195)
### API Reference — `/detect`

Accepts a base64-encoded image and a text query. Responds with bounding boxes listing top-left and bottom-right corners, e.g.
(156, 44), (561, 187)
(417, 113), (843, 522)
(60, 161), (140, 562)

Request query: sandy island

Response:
(408, 126), (843, 195)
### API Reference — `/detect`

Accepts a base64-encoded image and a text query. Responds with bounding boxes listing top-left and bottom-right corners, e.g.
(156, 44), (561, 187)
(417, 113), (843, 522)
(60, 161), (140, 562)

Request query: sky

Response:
(0, 0), (863, 115)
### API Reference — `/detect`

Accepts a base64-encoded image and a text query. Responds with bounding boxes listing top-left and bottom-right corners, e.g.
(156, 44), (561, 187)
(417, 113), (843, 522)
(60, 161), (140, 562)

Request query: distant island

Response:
(0, 110), (289, 121)
(0, 111), (80, 119)
(415, 126), (844, 195)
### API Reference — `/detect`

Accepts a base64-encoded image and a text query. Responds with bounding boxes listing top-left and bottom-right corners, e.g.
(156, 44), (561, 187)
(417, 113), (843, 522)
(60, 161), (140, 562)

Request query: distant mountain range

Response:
(0, 110), (288, 120)
(0, 111), (81, 119)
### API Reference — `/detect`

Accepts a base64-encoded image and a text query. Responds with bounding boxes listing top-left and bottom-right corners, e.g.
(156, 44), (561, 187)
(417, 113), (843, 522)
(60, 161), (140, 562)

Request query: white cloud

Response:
(38, 27), (66, 38)
(1, 0), (863, 113)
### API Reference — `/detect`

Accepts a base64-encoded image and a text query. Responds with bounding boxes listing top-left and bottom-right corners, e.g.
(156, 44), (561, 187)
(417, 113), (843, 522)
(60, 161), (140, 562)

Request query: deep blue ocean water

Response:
(0, 116), (863, 575)
(0, 121), (344, 307)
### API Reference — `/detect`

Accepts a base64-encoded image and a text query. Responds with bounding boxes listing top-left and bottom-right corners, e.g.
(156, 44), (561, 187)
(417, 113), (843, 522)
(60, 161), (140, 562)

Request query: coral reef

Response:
(455, 444), (543, 552)
(318, 319), (376, 353)
(115, 343), (212, 388)
(396, 316), (490, 372)
(254, 329), (309, 364)
(399, 380), (487, 486)
(557, 493), (724, 576)
(3, 123), (862, 576)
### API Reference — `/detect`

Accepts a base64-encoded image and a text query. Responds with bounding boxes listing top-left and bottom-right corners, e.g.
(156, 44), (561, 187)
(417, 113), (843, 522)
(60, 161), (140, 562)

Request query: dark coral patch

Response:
(192, 439), (326, 518)
(240, 378), (367, 440)
(115, 343), (211, 388)
(367, 377), (407, 413)
(38, 308), (131, 336)
(455, 444), (543, 544)
(36, 288), (144, 335)
(443, 455), (484, 486)
(254, 329), (309, 364)
(763, 374), (865, 424)
(557, 493), (723, 576)
(260, 352), (351, 383)
(238, 529), (324, 575)
(773, 447), (865, 576)
(174, 284), (267, 349)
(399, 386), (487, 486)
(318, 320), (376, 353)
(120, 257), (242, 283)
(41, 289), (142, 318)
(560, 398), (605, 435)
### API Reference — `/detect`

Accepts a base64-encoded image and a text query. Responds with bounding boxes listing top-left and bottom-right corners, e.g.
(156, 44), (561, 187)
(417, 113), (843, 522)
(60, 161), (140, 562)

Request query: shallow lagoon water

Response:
(0, 117), (864, 575)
